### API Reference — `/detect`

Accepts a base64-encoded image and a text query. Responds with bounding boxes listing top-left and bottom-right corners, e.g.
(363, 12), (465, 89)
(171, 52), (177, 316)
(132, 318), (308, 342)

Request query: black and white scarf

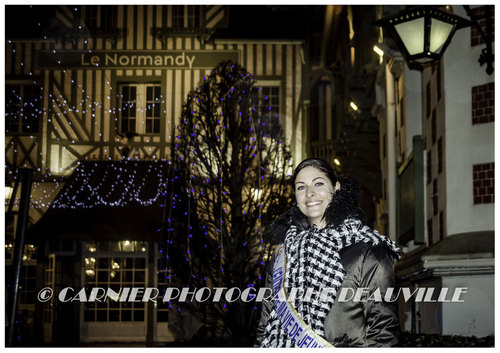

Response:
(260, 218), (400, 348)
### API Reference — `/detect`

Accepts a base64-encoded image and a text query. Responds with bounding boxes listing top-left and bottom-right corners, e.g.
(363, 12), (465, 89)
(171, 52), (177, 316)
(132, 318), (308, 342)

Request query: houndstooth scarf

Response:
(260, 218), (400, 348)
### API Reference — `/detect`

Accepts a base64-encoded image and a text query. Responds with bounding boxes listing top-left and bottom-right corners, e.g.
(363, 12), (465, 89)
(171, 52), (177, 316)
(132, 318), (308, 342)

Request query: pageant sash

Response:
(272, 244), (334, 348)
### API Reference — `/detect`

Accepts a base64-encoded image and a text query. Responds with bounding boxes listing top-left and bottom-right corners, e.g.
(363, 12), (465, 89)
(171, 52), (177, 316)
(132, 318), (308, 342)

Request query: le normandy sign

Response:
(36, 50), (240, 69)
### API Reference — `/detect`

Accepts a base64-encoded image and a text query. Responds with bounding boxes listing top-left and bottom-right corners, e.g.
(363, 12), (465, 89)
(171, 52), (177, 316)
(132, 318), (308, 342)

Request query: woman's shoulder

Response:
(339, 238), (398, 277)
(340, 236), (398, 259)
(337, 218), (399, 257)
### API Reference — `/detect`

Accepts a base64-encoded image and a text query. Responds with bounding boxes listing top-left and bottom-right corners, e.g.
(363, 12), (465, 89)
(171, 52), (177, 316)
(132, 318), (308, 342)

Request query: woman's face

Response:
(294, 166), (339, 228)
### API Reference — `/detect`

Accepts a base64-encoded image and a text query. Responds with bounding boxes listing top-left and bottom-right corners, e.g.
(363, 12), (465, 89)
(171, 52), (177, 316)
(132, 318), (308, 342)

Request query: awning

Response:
(26, 159), (172, 242)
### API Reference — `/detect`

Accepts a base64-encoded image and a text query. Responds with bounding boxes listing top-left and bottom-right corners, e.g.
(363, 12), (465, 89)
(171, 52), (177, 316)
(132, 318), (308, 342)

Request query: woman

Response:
(256, 158), (400, 347)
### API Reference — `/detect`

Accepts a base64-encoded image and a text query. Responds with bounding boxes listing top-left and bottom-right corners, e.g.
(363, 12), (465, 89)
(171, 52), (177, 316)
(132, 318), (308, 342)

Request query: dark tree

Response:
(166, 61), (293, 344)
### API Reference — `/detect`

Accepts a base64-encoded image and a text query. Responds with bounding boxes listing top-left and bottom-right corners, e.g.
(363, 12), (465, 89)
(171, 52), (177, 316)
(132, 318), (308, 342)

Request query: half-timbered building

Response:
(5, 5), (306, 344)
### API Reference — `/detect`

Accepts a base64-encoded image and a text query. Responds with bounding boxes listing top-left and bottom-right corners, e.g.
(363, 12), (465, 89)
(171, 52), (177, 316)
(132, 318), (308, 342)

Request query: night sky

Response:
(5, 5), (313, 41)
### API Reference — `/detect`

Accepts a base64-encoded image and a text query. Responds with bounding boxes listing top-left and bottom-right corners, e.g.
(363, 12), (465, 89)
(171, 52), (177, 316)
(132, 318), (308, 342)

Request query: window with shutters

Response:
(118, 84), (162, 135)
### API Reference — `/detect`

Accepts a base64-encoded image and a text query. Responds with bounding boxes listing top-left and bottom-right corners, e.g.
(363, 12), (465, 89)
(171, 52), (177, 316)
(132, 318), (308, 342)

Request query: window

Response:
(439, 211), (444, 241)
(120, 85), (137, 134)
(427, 151), (432, 184)
(437, 63), (442, 101)
(5, 263), (37, 305)
(427, 218), (433, 246)
(400, 96), (405, 127)
(426, 82), (431, 118)
(473, 162), (495, 204)
(83, 241), (148, 322)
(251, 85), (282, 136)
(85, 6), (98, 31)
(100, 6), (116, 32)
(432, 179), (438, 216)
(85, 6), (115, 33)
(431, 110), (437, 144)
(172, 5), (200, 28)
(470, 6), (494, 47)
(438, 138), (443, 174)
(5, 243), (37, 306)
(5, 243), (37, 261)
(119, 84), (162, 135)
(383, 134), (386, 158)
(156, 261), (170, 322)
(310, 80), (332, 142)
(472, 83), (495, 124)
(257, 86), (280, 120)
(146, 86), (161, 134)
(47, 240), (75, 253)
(5, 84), (42, 134)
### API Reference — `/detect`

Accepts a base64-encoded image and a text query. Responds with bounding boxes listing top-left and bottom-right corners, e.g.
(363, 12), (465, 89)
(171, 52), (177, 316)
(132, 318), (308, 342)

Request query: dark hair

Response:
(291, 158), (338, 190)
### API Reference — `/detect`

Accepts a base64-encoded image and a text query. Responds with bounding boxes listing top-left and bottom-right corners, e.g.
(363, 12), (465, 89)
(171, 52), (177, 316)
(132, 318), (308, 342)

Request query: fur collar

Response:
(268, 176), (367, 244)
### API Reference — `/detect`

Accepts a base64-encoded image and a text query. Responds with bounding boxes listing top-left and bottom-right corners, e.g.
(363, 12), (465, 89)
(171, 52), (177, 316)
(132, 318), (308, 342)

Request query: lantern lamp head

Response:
(374, 6), (471, 71)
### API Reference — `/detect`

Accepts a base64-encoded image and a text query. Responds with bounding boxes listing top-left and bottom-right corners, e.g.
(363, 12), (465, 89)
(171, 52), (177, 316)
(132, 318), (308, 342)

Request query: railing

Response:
(310, 140), (336, 162)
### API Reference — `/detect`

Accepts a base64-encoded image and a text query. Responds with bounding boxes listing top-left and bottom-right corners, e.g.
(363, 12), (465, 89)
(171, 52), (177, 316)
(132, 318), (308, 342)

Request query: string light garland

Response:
(5, 180), (63, 209)
(49, 159), (169, 209)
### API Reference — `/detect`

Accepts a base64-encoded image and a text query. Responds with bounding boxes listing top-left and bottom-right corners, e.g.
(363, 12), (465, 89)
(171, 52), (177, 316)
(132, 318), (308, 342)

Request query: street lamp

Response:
(374, 6), (471, 71)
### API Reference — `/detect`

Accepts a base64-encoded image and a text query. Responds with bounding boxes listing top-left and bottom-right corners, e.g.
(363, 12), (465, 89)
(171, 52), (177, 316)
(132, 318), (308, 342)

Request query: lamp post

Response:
(374, 6), (473, 71)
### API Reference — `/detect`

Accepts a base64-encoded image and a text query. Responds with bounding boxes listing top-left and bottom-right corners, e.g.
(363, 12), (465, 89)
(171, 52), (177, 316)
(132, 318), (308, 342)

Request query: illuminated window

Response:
(119, 84), (162, 135)
(5, 243), (37, 261)
(5, 84), (42, 134)
(83, 241), (147, 322)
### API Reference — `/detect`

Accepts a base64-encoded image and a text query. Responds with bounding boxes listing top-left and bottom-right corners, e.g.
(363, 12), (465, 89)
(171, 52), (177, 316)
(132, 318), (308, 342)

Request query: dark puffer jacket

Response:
(255, 178), (400, 347)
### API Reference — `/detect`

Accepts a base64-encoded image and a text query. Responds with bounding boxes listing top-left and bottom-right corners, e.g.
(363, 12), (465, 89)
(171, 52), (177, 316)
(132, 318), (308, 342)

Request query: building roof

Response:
(395, 231), (494, 282)
(422, 231), (494, 260)
(27, 159), (171, 242)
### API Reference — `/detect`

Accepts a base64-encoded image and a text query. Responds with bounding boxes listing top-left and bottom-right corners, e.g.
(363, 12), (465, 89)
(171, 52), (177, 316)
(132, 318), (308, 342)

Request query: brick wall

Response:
(471, 5), (495, 46)
(472, 82), (494, 124)
(473, 162), (494, 204)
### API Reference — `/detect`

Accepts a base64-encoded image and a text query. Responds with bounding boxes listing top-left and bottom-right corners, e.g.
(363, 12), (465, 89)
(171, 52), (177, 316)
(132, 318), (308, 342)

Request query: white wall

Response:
(441, 275), (494, 337)
(404, 67), (423, 158)
(443, 5), (495, 235)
